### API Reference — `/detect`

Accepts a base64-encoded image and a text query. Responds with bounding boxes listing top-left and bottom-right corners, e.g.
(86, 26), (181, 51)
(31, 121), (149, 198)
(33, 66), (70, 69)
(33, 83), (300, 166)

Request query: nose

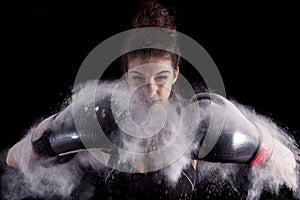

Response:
(146, 83), (159, 100)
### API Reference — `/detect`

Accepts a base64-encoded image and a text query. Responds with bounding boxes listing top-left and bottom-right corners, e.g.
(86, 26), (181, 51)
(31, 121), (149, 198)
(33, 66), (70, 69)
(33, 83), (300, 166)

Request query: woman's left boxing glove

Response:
(190, 93), (273, 168)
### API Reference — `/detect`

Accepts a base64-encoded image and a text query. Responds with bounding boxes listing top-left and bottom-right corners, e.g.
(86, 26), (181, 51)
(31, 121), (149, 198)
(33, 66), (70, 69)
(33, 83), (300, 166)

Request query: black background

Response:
(0, 0), (299, 199)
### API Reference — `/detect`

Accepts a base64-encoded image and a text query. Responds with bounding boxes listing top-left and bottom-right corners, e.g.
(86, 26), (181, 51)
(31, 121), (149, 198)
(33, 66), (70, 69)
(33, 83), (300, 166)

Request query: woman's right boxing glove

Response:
(31, 95), (118, 167)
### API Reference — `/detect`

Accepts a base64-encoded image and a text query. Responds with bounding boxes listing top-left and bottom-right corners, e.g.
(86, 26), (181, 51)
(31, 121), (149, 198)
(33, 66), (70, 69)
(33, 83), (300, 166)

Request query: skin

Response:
(6, 57), (181, 170)
(126, 57), (179, 105)
(6, 141), (19, 168)
(255, 123), (296, 170)
(6, 56), (296, 173)
(125, 56), (188, 172)
(124, 56), (296, 172)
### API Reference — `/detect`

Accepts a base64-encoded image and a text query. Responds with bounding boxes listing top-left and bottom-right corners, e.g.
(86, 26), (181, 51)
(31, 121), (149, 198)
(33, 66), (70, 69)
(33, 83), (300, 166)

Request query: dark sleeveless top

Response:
(104, 163), (197, 200)
(93, 91), (197, 199)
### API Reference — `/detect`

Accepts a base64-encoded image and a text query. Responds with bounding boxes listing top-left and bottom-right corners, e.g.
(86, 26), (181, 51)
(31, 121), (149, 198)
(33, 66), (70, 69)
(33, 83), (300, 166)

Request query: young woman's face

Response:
(126, 57), (179, 105)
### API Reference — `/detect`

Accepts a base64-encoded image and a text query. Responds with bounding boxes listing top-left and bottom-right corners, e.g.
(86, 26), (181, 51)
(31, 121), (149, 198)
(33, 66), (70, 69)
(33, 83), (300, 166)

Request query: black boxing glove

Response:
(31, 95), (118, 167)
(191, 93), (273, 167)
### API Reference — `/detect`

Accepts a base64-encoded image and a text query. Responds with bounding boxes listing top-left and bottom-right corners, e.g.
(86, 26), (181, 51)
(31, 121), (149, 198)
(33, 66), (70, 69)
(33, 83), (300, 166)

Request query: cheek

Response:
(127, 77), (142, 88)
(159, 86), (172, 100)
(158, 78), (174, 100)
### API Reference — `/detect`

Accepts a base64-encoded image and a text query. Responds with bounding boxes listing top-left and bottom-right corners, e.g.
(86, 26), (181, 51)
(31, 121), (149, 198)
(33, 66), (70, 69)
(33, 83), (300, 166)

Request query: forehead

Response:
(128, 57), (173, 71)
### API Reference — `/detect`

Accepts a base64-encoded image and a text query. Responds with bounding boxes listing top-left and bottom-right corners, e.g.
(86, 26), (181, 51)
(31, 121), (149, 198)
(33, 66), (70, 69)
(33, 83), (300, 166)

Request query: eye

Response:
(154, 76), (167, 82)
(133, 76), (145, 80)
(132, 76), (145, 84)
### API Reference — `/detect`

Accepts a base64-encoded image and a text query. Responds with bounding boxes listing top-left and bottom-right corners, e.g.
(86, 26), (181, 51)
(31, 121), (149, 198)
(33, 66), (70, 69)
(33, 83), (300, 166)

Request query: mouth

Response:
(130, 94), (161, 106)
(144, 99), (161, 105)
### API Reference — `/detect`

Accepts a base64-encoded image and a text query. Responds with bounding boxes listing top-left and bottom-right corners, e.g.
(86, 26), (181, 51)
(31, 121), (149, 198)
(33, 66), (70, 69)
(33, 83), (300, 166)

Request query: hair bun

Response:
(132, 0), (177, 30)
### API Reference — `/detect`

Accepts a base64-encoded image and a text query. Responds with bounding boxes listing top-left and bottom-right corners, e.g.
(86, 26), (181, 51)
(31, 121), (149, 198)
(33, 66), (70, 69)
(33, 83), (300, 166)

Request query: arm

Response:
(254, 122), (296, 169)
(191, 93), (296, 169)
(6, 134), (35, 168)
(6, 95), (117, 168)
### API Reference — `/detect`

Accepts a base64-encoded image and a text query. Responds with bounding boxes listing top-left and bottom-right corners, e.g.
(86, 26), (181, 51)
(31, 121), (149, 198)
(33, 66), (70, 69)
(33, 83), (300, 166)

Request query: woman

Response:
(5, 1), (297, 200)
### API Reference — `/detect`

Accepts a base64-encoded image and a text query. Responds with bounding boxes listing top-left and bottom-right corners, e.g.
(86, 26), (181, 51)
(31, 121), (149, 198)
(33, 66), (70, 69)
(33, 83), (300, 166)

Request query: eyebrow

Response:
(129, 70), (171, 75)
(155, 70), (171, 75)
(129, 71), (143, 76)
(129, 71), (143, 75)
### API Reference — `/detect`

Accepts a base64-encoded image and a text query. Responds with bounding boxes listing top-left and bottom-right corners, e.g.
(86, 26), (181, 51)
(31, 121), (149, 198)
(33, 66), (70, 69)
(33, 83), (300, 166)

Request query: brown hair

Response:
(121, 0), (180, 73)
(132, 0), (176, 30)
